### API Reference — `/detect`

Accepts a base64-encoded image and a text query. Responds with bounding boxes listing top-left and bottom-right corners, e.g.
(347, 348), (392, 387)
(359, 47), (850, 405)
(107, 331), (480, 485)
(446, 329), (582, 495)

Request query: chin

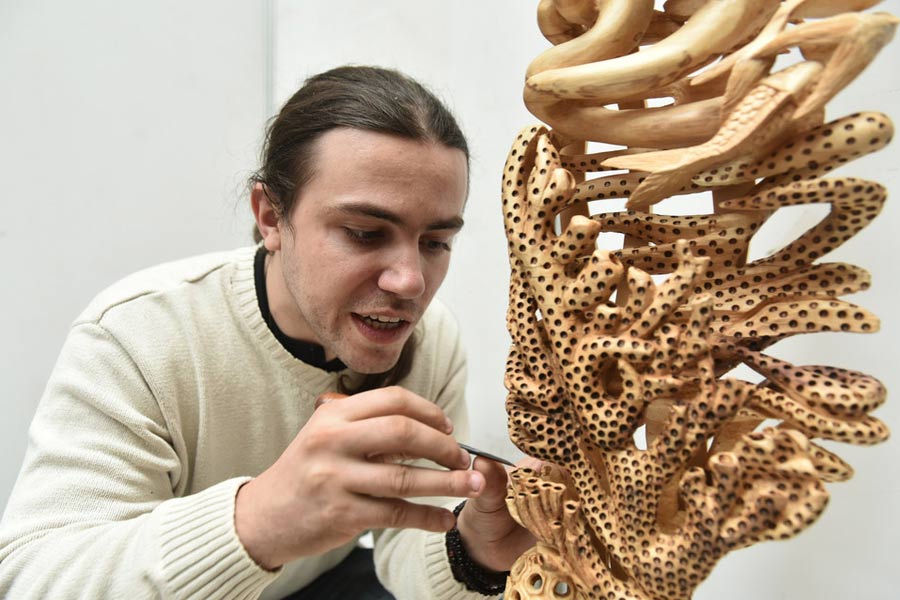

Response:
(344, 349), (404, 375)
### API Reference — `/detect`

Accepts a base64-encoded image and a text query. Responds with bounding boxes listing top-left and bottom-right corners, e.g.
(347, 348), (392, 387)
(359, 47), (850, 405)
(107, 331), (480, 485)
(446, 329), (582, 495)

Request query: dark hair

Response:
(250, 65), (469, 240)
(250, 65), (469, 393)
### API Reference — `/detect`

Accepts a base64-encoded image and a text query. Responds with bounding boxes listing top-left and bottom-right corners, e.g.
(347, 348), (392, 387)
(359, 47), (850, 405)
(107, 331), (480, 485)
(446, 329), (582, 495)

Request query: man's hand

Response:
(455, 456), (539, 572)
(234, 387), (484, 570)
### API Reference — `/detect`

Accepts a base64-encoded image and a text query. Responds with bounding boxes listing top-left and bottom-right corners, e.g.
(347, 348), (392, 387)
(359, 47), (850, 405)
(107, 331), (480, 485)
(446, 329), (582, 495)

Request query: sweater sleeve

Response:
(0, 322), (279, 599)
(371, 306), (503, 600)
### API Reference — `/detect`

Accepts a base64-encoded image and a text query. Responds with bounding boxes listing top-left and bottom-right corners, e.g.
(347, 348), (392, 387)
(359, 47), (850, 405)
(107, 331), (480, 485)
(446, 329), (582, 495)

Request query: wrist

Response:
(234, 479), (283, 571)
(455, 501), (510, 571)
(445, 501), (509, 595)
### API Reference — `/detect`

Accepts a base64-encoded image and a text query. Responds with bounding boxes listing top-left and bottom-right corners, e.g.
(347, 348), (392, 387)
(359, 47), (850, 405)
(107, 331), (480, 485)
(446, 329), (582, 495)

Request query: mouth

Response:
(351, 312), (413, 343)
(356, 313), (407, 330)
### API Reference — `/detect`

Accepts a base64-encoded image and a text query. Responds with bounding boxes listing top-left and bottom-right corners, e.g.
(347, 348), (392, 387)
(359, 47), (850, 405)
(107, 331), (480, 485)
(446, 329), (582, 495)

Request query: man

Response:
(0, 66), (534, 598)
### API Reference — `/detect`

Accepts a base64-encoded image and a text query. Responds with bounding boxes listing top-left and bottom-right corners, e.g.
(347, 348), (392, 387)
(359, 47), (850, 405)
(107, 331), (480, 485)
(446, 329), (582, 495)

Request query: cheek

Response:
(424, 256), (452, 290)
(318, 260), (372, 298)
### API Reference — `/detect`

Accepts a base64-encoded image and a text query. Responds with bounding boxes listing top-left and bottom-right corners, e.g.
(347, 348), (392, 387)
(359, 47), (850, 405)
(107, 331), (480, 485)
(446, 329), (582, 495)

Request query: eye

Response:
(344, 228), (383, 245)
(421, 238), (452, 253)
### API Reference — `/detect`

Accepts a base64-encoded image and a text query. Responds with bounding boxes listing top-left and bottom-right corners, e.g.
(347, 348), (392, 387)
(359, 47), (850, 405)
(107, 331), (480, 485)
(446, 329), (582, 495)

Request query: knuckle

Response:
(387, 501), (409, 528)
(304, 463), (336, 491)
(301, 421), (348, 455)
(319, 499), (343, 524)
(390, 465), (416, 496)
(384, 385), (405, 397)
(313, 398), (338, 417)
(387, 416), (416, 443)
(420, 506), (447, 532)
(301, 421), (336, 448)
(445, 440), (466, 465)
(323, 499), (358, 532)
(381, 387), (407, 412)
(302, 428), (329, 451)
(315, 392), (345, 410)
(448, 470), (469, 496)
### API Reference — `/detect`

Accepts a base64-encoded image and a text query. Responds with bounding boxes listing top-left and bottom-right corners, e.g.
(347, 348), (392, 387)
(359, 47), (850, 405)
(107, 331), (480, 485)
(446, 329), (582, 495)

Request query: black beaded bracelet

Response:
(445, 501), (510, 596)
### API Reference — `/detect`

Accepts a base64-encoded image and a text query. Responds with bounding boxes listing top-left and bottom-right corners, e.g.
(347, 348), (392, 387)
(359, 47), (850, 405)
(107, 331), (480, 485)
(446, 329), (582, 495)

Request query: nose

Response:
(378, 247), (426, 299)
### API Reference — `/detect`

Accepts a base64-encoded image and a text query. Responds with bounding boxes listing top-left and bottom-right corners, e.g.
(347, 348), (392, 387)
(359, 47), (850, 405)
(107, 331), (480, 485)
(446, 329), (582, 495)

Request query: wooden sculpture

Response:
(501, 1), (895, 598)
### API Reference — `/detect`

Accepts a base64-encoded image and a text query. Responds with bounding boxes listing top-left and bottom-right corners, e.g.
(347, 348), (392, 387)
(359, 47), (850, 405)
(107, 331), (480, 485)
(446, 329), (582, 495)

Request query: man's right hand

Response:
(234, 386), (483, 570)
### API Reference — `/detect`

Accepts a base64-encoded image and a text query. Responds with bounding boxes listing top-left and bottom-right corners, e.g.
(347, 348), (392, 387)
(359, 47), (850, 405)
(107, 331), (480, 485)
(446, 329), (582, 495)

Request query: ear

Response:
(251, 183), (282, 252)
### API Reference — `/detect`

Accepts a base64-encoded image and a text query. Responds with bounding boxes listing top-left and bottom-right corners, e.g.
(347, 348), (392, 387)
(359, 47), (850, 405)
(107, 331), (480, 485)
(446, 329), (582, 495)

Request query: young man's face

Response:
(258, 127), (468, 374)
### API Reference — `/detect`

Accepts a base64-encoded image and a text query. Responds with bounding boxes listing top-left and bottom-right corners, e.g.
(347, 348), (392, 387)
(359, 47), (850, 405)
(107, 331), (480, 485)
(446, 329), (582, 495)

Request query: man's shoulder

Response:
(417, 297), (461, 344)
(397, 297), (467, 407)
(76, 246), (256, 325)
(410, 297), (465, 372)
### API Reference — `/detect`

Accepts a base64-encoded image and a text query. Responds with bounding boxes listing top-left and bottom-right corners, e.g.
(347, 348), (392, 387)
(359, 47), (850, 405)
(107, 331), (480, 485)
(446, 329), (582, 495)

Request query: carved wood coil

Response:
(501, 1), (896, 598)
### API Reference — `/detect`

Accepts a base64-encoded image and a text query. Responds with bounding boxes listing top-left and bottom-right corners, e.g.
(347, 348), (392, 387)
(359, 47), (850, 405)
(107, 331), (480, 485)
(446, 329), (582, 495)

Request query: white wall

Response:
(272, 1), (899, 598)
(0, 0), (267, 500)
(2, 0), (898, 597)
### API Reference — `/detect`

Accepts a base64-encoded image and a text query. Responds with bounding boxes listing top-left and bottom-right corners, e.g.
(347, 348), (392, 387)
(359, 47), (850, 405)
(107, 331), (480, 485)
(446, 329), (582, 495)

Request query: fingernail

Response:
(469, 472), (484, 493)
(459, 448), (471, 468)
(444, 417), (454, 434)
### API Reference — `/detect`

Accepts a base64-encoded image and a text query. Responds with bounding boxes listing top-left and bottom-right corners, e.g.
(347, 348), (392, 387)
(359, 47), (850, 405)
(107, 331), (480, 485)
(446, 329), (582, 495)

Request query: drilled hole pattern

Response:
(503, 4), (893, 597)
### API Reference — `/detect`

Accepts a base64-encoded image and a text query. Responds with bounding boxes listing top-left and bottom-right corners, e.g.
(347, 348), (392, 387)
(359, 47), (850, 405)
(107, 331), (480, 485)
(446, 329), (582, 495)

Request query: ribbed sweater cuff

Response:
(423, 531), (503, 599)
(156, 477), (280, 600)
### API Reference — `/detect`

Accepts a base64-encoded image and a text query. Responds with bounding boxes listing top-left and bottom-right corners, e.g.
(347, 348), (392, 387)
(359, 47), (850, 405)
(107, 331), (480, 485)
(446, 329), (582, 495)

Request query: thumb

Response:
(470, 456), (510, 511)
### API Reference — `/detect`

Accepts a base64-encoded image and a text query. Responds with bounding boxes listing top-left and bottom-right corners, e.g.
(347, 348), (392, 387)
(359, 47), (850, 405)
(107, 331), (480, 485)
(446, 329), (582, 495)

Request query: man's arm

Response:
(0, 322), (278, 599)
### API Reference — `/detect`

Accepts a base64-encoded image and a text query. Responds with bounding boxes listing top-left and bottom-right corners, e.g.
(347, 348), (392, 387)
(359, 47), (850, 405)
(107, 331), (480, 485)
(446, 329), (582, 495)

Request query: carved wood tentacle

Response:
(527, 0), (655, 79)
(525, 0), (779, 106)
(603, 61), (826, 209)
(692, 111), (894, 187)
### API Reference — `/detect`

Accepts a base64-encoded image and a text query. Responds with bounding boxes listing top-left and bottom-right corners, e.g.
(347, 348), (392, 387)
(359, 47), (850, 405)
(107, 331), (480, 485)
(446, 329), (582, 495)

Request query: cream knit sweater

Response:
(0, 246), (495, 600)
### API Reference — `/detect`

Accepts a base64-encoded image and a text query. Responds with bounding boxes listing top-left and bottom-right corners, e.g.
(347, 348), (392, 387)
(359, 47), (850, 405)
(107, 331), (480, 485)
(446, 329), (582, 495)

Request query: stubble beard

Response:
(282, 257), (418, 374)
(297, 295), (412, 374)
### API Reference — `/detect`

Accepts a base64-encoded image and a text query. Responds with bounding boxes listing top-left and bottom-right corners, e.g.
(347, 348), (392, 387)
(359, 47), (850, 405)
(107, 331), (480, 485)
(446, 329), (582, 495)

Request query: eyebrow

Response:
(336, 201), (465, 231)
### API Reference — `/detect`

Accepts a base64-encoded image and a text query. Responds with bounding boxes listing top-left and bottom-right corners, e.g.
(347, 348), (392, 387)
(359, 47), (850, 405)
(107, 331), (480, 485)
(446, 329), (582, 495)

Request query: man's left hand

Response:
(455, 456), (539, 572)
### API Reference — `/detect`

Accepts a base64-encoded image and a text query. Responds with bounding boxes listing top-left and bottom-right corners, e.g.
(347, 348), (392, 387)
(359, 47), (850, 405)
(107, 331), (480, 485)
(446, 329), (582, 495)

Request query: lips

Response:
(351, 312), (412, 343)
(358, 313), (405, 330)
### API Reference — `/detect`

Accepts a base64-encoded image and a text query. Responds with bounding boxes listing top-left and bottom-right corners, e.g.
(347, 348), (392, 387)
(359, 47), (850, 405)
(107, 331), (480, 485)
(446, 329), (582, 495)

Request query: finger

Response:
(343, 415), (470, 470)
(470, 456), (512, 510)
(319, 386), (454, 434)
(366, 497), (457, 533)
(317, 386), (453, 433)
(314, 392), (347, 409)
(349, 462), (484, 499)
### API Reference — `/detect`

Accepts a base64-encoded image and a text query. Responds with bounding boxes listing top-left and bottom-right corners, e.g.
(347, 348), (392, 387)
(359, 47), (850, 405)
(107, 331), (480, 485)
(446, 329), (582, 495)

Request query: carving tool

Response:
(458, 443), (516, 467)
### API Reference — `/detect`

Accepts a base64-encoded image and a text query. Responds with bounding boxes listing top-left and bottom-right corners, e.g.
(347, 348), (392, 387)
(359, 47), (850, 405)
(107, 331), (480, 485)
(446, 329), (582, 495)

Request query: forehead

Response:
(295, 128), (469, 224)
(311, 127), (467, 176)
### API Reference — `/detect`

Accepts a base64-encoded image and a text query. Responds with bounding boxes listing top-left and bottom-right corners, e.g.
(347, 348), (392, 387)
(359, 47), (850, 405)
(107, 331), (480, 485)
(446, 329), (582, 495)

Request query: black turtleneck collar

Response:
(254, 245), (347, 372)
